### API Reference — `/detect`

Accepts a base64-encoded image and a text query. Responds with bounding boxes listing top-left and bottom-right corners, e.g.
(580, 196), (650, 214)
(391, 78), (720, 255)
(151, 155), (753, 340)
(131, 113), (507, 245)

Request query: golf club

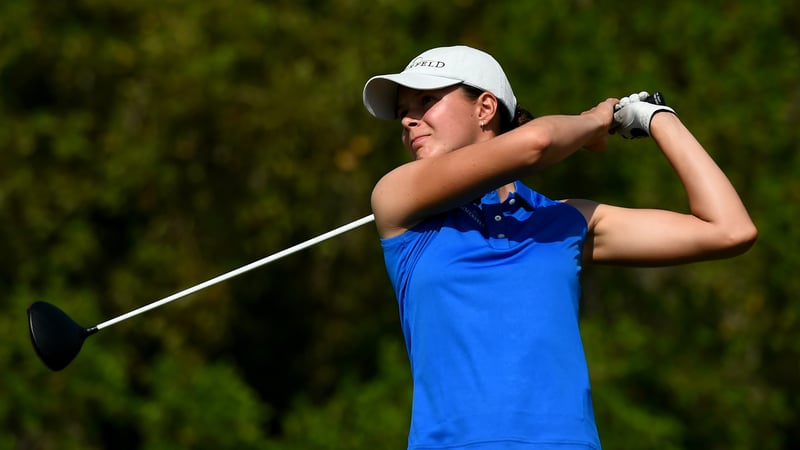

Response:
(28, 214), (376, 371)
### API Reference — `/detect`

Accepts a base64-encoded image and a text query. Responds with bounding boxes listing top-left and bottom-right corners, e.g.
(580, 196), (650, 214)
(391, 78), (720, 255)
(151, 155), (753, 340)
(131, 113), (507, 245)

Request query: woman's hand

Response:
(581, 98), (618, 152)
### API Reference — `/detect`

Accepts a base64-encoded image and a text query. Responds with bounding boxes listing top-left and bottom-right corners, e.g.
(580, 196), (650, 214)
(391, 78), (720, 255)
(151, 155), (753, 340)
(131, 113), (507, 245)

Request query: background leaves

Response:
(1, 0), (797, 449)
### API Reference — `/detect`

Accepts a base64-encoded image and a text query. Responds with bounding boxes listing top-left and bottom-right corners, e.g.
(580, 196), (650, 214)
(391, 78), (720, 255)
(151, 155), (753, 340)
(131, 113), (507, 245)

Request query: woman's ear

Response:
(476, 91), (499, 126)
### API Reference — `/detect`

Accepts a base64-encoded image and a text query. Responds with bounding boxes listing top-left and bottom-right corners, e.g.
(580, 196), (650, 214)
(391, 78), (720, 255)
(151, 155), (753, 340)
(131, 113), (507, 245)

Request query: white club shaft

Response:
(95, 214), (375, 330)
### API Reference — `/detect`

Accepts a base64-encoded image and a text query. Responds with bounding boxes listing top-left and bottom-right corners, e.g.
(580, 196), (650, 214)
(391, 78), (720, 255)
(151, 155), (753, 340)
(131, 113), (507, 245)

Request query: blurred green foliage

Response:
(1, 0), (798, 448)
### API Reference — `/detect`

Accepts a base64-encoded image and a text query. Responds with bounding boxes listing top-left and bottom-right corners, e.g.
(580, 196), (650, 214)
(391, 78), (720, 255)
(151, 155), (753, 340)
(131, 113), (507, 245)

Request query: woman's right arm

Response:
(371, 99), (618, 238)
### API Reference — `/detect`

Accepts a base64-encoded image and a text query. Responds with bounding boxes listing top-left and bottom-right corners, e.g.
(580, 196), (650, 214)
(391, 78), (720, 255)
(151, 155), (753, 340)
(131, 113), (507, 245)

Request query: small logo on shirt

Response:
(459, 205), (484, 228)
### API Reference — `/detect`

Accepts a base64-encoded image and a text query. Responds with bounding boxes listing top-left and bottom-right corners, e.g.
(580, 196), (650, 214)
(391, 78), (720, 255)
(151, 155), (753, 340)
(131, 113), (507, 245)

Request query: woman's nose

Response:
(401, 116), (419, 128)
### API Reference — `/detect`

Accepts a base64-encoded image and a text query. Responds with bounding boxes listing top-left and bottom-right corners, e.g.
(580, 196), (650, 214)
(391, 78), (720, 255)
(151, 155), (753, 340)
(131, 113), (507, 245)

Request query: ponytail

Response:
(500, 106), (535, 134)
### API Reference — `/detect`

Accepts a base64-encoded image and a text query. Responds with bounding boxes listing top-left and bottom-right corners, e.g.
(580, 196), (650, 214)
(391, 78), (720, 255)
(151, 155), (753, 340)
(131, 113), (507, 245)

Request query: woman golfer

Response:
(362, 45), (757, 449)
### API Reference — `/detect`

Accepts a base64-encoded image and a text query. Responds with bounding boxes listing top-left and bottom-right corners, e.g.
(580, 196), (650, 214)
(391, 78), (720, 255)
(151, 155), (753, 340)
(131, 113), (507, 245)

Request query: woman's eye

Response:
(422, 96), (437, 107)
(395, 94), (438, 119)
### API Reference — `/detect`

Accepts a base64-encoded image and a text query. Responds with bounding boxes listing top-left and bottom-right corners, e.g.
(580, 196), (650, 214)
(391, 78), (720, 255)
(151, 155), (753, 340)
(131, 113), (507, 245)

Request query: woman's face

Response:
(396, 85), (483, 160)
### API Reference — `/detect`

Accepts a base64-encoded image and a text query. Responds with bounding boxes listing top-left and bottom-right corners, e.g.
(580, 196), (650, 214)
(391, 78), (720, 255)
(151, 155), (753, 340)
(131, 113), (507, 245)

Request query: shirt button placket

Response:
(494, 214), (506, 239)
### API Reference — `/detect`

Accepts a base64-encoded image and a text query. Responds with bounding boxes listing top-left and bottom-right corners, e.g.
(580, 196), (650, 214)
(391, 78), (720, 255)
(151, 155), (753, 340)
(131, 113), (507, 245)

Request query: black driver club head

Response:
(28, 301), (98, 371)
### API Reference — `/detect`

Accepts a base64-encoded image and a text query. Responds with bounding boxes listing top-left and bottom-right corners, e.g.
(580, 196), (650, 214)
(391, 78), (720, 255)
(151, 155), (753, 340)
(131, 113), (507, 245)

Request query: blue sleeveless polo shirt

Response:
(381, 181), (601, 450)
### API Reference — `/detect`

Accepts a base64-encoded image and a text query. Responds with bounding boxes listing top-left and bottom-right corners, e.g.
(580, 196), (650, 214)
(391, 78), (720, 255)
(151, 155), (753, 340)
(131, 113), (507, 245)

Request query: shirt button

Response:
(497, 234), (506, 239)
(509, 198), (516, 205)
(494, 215), (502, 222)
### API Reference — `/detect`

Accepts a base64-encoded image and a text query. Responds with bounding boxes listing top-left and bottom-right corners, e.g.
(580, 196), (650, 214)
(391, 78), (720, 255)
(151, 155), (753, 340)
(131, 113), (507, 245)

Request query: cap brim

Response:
(363, 73), (462, 120)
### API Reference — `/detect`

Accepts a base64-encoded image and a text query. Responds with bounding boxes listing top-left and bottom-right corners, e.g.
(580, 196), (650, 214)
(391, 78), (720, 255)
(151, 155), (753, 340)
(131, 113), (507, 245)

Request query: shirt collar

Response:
(479, 181), (536, 210)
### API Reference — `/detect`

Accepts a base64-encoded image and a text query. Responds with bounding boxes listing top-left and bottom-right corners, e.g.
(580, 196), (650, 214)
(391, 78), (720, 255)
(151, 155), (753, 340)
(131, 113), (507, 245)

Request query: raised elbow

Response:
(517, 126), (554, 168)
(722, 221), (758, 256)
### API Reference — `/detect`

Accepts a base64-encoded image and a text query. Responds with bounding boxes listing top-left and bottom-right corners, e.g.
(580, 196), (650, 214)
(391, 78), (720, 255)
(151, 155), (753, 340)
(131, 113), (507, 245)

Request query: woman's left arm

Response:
(568, 112), (758, 266)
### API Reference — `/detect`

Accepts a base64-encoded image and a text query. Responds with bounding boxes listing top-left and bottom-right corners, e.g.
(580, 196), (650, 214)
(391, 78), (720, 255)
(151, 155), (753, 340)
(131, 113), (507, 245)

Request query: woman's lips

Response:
(411, 134), (429, 150)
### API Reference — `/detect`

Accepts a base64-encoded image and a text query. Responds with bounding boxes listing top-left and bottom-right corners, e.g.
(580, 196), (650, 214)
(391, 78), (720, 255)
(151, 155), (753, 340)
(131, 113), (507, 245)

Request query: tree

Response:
(1, 0), (798, 448)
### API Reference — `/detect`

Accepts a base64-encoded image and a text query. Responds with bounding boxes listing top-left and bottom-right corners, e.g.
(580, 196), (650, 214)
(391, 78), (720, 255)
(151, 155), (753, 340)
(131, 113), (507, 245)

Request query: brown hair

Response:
(460, 85), (535, 134)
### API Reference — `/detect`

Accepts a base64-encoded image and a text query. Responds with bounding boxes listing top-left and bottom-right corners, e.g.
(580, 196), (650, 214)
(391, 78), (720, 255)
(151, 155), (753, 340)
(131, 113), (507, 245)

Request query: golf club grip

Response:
(645, 92), (666, 106)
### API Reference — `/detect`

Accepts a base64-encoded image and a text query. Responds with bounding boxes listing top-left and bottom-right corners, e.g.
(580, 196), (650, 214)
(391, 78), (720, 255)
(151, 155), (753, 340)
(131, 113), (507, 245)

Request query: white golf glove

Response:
(613, 91), (676, 139)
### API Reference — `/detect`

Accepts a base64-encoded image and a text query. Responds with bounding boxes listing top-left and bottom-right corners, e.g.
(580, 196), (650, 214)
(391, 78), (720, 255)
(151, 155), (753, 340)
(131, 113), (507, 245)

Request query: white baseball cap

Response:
(363, 45), (517, 121)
